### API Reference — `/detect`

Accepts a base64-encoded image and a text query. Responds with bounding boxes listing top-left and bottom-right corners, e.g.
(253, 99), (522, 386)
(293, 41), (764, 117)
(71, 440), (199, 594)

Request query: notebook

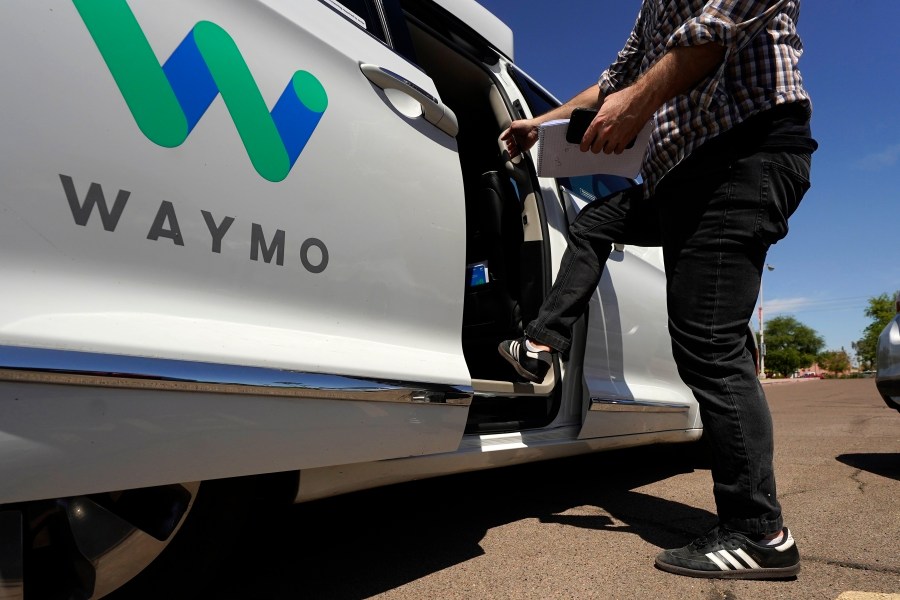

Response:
(535, 118), (652, 179)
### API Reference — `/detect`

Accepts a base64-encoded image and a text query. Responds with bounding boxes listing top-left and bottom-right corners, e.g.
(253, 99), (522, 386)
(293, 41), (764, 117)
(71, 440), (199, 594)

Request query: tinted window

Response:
(558, 174), (633, 202)
(506, 65), (557, 117)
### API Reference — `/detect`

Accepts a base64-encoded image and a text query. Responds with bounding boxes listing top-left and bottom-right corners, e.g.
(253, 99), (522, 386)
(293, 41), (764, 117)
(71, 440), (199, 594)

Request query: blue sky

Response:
(478, 1), (900, 360)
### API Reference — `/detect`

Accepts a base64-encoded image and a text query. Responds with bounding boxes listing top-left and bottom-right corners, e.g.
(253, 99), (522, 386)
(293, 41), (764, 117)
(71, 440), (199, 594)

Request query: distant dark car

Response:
(875, 291), (900, 413)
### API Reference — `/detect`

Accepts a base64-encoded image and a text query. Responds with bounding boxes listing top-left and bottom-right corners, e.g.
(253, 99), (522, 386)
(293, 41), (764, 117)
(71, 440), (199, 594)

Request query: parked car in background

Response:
(876, 291), (900, 413)
(0, 0), (701, 597)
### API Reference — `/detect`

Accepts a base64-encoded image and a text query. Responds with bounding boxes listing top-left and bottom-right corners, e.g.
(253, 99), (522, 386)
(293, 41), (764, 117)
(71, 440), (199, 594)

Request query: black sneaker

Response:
(498, 337), (553, 383)
(655, 526), (800, 579)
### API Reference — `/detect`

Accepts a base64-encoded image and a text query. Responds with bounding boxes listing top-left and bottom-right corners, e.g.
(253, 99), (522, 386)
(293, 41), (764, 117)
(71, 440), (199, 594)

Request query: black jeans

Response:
(526, 147), (812, 535)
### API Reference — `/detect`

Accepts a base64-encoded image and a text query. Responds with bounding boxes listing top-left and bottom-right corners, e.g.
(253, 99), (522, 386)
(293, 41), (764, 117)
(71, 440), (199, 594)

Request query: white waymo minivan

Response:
(0, 0), (704, 596)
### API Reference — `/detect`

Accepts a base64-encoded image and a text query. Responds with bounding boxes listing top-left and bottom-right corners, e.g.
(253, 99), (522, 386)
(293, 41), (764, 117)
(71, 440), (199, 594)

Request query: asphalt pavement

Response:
(164, 378), (900, 599)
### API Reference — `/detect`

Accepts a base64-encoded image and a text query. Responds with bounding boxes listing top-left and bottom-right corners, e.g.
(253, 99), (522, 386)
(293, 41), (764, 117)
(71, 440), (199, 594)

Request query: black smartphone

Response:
(565, 108), (596, 144)
(565, 107), (638, 149)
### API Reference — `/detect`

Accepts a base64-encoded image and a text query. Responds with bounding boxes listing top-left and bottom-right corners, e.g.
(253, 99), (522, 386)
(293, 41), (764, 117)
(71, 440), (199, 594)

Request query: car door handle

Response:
(359, 63), (459, 137)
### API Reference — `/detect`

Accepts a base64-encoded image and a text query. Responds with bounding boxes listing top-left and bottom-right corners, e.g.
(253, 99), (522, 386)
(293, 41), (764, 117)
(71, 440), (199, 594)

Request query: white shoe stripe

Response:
(734, 548), (762, 569)
(775, 531), (796, 552)
(718, 550), (745, 569)
(706, 552), (732, 570)
(510, 340), (521, 358)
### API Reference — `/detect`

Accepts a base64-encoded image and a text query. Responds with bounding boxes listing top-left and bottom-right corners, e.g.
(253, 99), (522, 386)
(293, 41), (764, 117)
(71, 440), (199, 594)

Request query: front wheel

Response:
(0, 482), (199, 599)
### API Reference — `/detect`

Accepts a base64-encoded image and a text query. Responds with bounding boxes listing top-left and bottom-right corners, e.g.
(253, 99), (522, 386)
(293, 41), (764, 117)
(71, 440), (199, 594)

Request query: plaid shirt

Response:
(598, 0), (811, 193)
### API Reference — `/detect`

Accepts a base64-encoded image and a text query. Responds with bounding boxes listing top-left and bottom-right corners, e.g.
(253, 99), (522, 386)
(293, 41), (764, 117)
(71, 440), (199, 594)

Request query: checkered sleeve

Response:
(665, 0), (788, 111)
(666, 0), (788, 50)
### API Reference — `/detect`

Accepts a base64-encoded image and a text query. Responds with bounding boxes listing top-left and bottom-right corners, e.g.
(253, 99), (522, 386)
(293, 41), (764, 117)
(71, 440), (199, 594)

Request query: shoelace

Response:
(689, 526), (730, 551)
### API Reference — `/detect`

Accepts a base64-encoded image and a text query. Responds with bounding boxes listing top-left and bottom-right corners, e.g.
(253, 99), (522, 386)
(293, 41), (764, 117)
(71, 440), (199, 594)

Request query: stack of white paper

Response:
(535, 119), (652, 179)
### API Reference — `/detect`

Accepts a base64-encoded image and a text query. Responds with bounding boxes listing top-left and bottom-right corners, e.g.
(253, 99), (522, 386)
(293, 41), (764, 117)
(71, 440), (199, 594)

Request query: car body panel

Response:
(0, 0), (480, 503)
(0, 0), (470, 387)
(0, 376), (470, 505)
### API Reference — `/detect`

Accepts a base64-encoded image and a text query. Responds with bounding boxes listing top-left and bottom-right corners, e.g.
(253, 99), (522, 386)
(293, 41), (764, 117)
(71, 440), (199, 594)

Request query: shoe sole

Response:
(654, 557), (800, 580)
(497, 342), (543, 383)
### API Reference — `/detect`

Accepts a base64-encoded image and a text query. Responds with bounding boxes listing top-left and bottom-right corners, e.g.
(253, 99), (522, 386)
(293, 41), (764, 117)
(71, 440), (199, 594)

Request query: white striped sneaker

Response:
(655, 526), (800, 579)
(498, 337), (553, 383)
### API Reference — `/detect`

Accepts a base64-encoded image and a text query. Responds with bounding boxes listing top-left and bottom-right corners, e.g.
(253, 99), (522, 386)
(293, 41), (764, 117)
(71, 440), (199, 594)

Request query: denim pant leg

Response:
(525, 185), (658, 353)
(660, 150), (812, 535)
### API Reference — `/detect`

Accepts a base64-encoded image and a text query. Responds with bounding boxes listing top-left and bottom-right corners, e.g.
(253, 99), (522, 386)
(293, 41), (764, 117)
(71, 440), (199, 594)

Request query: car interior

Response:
(398, 1), (563, 432)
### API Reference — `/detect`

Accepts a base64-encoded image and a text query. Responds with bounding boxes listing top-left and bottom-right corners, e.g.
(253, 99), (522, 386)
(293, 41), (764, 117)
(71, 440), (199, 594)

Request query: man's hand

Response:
(500, 118), (540, 159)
(498, 85), (604, 159)
(581, 43), (726, 155)
(581, 86), (650, 155)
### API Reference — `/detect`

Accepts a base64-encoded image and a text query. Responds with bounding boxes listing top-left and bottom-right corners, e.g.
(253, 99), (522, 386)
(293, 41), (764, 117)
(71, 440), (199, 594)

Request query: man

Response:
(498, 0), (816, 579)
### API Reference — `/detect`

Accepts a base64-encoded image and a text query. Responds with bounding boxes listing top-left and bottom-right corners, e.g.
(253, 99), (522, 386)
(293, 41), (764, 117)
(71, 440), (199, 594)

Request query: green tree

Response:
(764, 315), (824, 377)
(818, 348), (851, 375)
(853, 292), (898, 371)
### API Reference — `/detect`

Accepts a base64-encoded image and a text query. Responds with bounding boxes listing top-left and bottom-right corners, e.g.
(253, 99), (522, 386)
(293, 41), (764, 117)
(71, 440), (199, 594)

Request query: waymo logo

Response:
(73, 0), (328, 182)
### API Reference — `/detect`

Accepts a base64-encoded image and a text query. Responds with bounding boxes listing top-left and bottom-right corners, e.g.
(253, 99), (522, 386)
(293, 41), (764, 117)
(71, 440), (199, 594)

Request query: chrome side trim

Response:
(0, 346), (472, 406)
(590, 397), (691, 413)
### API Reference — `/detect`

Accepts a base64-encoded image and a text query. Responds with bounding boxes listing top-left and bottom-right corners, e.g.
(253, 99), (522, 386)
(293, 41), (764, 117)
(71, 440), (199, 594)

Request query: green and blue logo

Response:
(73, 0), (328, 182)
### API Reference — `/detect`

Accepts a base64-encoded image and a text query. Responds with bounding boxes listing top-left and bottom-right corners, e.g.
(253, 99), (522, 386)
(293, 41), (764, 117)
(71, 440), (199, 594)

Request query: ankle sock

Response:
(524, 339), (543, 353)
(758, 530), (785, 546)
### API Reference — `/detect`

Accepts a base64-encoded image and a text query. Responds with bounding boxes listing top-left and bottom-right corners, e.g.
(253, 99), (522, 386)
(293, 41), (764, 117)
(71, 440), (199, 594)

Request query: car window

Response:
(319, 0), (387, 42)
(506, 64), (558, 118)
(558, 174), (633, 203)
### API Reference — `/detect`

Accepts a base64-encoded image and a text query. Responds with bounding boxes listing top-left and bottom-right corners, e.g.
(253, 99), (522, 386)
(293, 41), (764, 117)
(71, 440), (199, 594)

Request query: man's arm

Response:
(583, 42), (726, 155)
(500, 5), (648, 160)
(499, 85), (602, 159)
(500, 42), (725, 159)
